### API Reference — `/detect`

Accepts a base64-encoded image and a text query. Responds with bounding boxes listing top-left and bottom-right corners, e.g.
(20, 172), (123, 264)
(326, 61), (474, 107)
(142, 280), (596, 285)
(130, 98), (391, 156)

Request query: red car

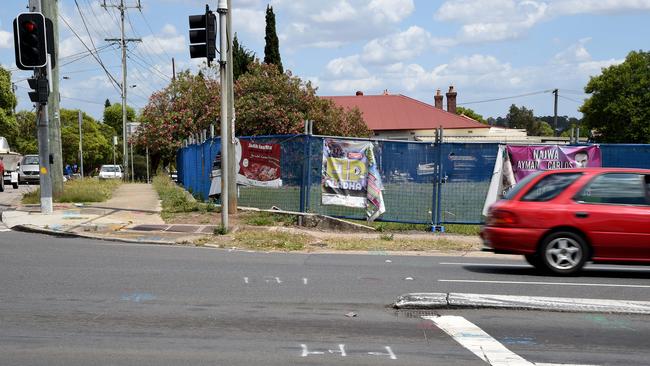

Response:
(481, 168), (650, 275)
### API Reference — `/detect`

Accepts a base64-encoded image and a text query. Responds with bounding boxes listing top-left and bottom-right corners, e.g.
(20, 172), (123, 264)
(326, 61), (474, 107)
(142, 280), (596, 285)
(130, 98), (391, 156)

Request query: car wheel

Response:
(539, 232), (588, 275)
(0, 177), (4, 192)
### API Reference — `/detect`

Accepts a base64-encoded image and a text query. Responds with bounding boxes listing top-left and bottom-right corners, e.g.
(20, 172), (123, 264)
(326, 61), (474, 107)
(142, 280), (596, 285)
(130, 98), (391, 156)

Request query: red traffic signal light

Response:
(13, 12), (47, 69)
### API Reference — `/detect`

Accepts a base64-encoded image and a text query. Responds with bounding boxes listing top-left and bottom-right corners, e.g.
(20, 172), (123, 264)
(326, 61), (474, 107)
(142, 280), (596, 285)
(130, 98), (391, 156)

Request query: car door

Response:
(572, 172), (650, 261)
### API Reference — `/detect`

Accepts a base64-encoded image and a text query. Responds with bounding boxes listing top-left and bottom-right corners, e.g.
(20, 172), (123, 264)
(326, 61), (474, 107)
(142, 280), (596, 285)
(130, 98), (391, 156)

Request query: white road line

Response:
(424, 315), (598, 366)
(439, 262), (650, 272)
(425, 315), (533, 365)
(439, 279), (650, 289)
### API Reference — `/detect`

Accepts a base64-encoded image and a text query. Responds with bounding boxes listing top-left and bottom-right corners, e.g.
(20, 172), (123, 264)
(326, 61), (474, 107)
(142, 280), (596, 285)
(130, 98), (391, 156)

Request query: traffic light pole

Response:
(218, 0), (229, 231)
(36, 66), (53, 215)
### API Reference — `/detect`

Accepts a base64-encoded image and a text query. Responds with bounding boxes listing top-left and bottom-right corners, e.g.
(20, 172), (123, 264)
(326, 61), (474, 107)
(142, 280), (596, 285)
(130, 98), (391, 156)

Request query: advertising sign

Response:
(506, 145), (601, 181)
(321, 138), (385, 221)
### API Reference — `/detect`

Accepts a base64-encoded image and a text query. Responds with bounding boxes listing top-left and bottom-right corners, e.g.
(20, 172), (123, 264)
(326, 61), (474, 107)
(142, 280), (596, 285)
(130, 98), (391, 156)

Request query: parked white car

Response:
(98, 165), (123, 180)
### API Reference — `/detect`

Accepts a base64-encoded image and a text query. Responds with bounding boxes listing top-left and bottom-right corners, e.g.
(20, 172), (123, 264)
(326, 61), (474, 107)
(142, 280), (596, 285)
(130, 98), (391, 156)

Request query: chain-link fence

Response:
(177, 136), (650, 227)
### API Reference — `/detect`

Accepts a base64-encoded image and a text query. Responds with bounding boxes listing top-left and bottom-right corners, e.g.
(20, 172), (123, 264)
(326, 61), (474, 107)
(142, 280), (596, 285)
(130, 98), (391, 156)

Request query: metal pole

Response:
(78, 110), (84, 178)
(218, 0), (229, 230)
(130, 140), (134, 181)
(113, 136), (117, 167)
(146, 145), (150, 183)
(226, 0), (237, 215)
(120, 0), (128, 181)
(553, 89), (558, 137)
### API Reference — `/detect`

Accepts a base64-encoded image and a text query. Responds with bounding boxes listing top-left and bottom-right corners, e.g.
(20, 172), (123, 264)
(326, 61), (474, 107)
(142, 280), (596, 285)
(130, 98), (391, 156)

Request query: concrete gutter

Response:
(10, 224), (178, 245)
(394, 292), (650, 315)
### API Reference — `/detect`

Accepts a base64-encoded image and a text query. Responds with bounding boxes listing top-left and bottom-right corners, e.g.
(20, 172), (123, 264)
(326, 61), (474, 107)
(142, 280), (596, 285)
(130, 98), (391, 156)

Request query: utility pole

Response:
(78, 110), (84, 178)
(553, 89), (558, 137)
(26, 0), (53, 214)
(102, 0), (141, 181)
(217, 0), (229, 230)
(41, 0), (63, 198)
(172, 57), (176, 80)
(226, 0), (237, 214)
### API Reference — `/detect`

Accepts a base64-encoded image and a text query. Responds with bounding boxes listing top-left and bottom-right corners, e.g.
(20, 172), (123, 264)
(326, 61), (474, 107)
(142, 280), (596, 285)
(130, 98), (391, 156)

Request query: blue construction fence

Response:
(176, 135), (650, 227)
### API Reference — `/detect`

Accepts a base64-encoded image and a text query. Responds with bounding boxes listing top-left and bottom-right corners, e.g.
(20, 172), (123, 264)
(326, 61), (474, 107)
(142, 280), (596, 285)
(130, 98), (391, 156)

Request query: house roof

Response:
(322, 94), (489, 131)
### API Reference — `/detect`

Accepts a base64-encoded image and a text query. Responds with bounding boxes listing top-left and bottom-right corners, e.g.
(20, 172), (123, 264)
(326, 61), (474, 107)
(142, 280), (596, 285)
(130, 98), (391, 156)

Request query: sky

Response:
(1, 0), (649, 122)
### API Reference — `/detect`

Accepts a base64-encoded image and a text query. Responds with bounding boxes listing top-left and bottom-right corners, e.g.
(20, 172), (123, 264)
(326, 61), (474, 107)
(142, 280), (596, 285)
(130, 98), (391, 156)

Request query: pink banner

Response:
(507, 145), (601, 181)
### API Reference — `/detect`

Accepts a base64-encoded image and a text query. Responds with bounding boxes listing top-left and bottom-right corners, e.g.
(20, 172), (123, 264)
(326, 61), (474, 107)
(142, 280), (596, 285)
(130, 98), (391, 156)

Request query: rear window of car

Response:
(101, 166), (120, 172)
(503, 171), (542, 200)
(575, 173), (649, 205)
(520, 172), (582, 202)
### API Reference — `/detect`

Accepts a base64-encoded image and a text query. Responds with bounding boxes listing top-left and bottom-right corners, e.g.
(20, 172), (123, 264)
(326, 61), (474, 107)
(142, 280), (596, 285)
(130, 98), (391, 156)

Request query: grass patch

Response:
(344, 219), (480, 236)
(327, 236), (475, 252)
(242, 211), (297, 227)
(152, 174), (219, 220)
(233, 230), (307, 251)
(443, 224), (481, 236)
(22, 178), (121, 204)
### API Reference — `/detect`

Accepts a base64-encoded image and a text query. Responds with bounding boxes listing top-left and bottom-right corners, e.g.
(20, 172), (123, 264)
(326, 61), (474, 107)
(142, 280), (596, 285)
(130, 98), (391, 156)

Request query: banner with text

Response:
(321, 139), (385, 220)
(507, 145), (601, 181)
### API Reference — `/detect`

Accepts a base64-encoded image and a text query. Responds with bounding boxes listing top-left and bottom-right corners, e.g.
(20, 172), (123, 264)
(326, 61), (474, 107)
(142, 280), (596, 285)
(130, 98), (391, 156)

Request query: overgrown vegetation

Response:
(347, 219), (481, 236)
(152, 174), (219, 219)
(22, 178), (121, 204)
(327, 236), (476, 252)
(242, 211), (296, 226)
(234, 230), (307, 251)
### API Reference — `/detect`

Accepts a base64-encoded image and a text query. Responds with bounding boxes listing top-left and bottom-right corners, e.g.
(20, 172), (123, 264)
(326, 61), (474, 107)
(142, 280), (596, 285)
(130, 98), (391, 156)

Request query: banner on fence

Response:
(482, 144), (602, 215)
(321, 138), (385, 220)
(209, 139), (282, 197)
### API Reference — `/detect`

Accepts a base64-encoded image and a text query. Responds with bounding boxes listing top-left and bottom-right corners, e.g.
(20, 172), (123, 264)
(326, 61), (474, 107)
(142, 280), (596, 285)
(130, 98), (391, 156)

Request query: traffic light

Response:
(27, 77), (49, 104)
(13, 12), (48, 70)
(188, 5), (216, 65)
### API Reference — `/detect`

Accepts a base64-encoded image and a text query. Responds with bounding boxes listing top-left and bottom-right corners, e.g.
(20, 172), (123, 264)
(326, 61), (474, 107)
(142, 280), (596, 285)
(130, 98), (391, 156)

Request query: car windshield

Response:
(503, 171), (542, 200)
(101, 166), (119, 172)
(22, 156), (39, 165)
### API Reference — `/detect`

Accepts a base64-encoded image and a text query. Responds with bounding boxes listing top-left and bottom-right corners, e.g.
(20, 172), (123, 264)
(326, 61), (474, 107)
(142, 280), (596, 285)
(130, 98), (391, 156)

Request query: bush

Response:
(152, 173), (219, 214)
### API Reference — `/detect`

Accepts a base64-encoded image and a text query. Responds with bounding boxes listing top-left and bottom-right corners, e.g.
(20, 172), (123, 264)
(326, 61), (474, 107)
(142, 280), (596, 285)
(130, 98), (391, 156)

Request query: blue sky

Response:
(1, 0), (649, 122)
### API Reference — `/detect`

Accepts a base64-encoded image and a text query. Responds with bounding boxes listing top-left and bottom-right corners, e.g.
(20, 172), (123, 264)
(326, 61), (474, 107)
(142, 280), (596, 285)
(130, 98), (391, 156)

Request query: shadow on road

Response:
(461, 265), (650, 279)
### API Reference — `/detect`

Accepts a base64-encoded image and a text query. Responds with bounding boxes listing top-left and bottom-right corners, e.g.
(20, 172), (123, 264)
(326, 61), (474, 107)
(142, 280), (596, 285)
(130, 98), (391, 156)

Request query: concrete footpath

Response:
(1, 183), (209, 244)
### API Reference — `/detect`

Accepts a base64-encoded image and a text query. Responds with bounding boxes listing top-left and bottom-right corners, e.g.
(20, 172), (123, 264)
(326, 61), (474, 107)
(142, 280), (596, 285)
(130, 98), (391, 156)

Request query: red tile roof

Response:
(322, 94), (489, 131)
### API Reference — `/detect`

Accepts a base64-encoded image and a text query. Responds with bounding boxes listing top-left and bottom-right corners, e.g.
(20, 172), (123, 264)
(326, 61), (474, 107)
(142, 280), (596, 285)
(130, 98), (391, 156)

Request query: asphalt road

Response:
(0, 232), (648, 365)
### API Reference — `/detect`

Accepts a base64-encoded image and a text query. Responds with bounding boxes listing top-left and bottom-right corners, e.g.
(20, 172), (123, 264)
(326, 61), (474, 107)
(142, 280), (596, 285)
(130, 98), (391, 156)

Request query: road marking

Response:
(303, 277), (308, 285)
(243, 277), (249, 284)
(439, 262), (650, 272)
(424, 315), (597, 366)
(301, 344), (324, 357)
(439, 279), (650, 289)
(368, 346), (397, 360)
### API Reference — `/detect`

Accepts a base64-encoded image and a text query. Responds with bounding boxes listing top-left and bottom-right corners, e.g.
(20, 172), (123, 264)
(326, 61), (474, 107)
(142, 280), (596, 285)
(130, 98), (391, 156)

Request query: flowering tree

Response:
(134, 70), (220, 169)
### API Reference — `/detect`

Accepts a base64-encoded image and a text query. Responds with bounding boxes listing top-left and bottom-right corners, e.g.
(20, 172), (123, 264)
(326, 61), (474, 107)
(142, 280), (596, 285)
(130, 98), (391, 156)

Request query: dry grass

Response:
(22, 178), (121, 204)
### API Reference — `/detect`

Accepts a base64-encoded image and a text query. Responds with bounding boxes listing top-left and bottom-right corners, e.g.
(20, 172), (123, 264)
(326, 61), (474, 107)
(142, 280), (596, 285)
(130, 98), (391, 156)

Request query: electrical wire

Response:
(458, 90), (552, 106)
(59, 13), (122, 93)
(559, 95), (584, 104)
(126, 49), (171, 82)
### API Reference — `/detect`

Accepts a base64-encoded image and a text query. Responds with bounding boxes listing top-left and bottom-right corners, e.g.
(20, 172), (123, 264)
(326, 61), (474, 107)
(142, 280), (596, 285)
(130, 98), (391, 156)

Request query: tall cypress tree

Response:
(263, 5), (283, 74)
(233, 34), (255, 80)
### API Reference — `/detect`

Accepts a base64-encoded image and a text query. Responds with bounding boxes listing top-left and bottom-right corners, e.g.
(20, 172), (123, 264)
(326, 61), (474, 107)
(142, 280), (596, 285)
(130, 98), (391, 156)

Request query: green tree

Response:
(104, 98), (111, 108)
(103, 103), (135, 136)
(506, 104), (550, 135)
(0, 67), (18, 148)
(580, 50), (650, 143)
(13, 111), (37, 154)
(456, 106), (486, 124)
(537, 121), (554, 136)
(59, 109), (115, 175)
(233, 34), (256, 81)
(263, 5), (283, 74)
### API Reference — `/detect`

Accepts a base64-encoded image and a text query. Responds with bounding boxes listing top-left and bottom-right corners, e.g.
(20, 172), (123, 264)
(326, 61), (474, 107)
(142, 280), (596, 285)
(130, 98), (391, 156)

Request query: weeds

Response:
(234, 230), (307, 251)
(242, 211), (297, 227)
(152, 174), (220, 217)
(22, 178), (121, 204)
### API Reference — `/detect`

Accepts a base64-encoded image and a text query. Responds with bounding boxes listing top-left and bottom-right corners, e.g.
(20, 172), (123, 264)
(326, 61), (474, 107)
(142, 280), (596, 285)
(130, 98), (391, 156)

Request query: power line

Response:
(59, 13), (122, 92)
(126, 48), (171, 82)
(559, 95), (584, 104)
(458, 90), (552, 106)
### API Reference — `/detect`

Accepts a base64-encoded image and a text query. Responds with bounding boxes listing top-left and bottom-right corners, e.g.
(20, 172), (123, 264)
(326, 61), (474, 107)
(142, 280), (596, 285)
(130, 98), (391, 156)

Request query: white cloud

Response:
(311, 1), (357, 22)
(552, 38), (592, 64)
(0, 30), (12, 49)
(325, 55), (369, 79)
(361, 26), (432, 63)
(233, 8), (266, 39)
(366, 0), (414, 23)
(434, 0), (650, 43)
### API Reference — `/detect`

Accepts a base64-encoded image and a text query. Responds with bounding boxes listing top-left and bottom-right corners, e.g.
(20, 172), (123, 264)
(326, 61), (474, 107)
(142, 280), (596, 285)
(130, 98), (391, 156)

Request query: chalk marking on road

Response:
(303, 277), (308, 285)
(243, 277), (249, 284)
(301, 344), (324, 357)
(439, 279), (650, 289)
(439, 262), (650, 272)
(368, 346), (397, 360)
(328, 344), (346, 356)
(424, 315), (598, 366)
